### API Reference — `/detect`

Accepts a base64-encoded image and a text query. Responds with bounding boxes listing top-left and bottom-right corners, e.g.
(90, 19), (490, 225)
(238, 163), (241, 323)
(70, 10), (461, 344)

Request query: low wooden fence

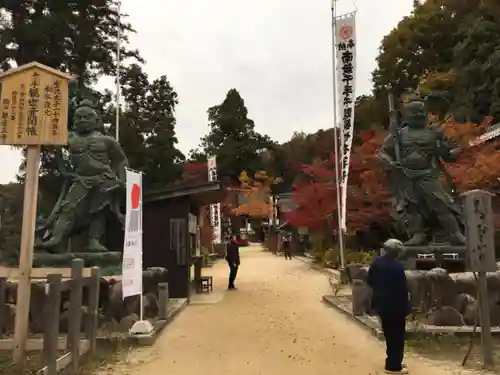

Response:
(0, 259), (100, 375)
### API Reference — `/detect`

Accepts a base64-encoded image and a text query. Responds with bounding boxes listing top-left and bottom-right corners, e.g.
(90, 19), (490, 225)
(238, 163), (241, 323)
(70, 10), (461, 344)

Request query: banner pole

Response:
(331, 0), (346, 269)
(115, 0), (122, 141)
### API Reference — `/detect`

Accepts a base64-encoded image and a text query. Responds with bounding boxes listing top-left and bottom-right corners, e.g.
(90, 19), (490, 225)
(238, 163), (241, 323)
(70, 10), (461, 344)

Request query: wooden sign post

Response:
(0, 62), (72, 364)
(462, 189), (496, 368)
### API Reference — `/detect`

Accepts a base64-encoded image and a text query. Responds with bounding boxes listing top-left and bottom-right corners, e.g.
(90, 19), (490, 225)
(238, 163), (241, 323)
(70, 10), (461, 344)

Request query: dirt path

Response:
(99, 244), (481, 375)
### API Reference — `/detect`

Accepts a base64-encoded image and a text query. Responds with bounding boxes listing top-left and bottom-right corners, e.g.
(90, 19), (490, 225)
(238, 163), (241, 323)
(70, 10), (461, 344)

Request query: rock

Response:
(142, 267), (168, 296)
(450, 273), (476, 298)
(454, 293), (475, 314)
(119, 313), (139, 332)
(462, 300), (478, 326)
(426, 306), (465, 326)
(346, 264), (368, 281)
(1, 303), (15, 334)
(405, 270), (431, 312)
(427, 268), (457, 307)
(143, 293), (159, 318)
(58, 306), (87, 333)
(29, 282), (48, 333)
(33, 251), (122, 268)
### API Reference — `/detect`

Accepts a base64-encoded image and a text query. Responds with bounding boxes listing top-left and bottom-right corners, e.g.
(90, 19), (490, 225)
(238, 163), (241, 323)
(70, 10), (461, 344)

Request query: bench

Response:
(196, 276), (213, 293)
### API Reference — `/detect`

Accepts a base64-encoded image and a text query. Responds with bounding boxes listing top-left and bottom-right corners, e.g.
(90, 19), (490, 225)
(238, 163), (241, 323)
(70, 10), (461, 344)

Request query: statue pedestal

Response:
(404, 244), (466, 255)
(403, 244), (466, 270)
(33, 251), (122, 268)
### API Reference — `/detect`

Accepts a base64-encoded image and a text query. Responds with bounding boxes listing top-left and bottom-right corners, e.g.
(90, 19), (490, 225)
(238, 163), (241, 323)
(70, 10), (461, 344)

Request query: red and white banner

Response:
(334, 12), (356, 230)
(122, 169), (143, 298)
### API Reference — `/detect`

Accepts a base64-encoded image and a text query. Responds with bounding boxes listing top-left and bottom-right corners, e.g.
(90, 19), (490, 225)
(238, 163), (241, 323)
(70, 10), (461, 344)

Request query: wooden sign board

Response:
(0, 62), (73, 145)
(462, 189), (497, 272)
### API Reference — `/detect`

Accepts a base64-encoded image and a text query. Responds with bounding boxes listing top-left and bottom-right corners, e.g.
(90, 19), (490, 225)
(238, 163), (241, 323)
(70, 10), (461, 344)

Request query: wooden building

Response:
(106, 181), (225, 298)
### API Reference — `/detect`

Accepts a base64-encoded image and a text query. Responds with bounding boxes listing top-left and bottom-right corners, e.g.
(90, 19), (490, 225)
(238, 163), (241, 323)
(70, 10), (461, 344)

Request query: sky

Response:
(0, 0), (414, 184)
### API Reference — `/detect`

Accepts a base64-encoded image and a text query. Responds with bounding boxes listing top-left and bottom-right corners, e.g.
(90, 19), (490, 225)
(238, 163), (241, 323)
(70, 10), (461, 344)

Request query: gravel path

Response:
(98, 244), (481, 375)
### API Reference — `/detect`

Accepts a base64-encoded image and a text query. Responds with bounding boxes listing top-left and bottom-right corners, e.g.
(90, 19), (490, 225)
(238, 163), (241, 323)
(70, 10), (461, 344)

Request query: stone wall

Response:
(347, 263), (500, 326)
(0, 267), (168, 335)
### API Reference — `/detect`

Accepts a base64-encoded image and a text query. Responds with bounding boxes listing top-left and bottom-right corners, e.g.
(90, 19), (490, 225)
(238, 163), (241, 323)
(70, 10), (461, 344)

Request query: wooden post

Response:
(0, 62), (72, 364)
(462, 189), (496, 368)
(0, 277), (6, 334)
(85, 267), (100, 354)
(13, 146), (41, 363)
(43, 273), (62, 375)
(158, 282), (169, 320)
(68, 258), (84, 373)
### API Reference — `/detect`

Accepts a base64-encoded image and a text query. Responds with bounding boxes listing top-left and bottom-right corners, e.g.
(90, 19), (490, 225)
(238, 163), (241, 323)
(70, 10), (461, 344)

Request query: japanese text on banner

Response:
(122, 169), (143, 299)
(207, 156), (222, 243)
(335, 12), (357, 231)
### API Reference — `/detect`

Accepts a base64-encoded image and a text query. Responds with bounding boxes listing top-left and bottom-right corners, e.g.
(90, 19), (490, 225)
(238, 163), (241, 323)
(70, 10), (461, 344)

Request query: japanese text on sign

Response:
(27, 72), (40, 136)
(207, 156), (222, 244)
(334, 12), (357, 230)
(17, 85), (26, 140)
(0, 62), (71, 145)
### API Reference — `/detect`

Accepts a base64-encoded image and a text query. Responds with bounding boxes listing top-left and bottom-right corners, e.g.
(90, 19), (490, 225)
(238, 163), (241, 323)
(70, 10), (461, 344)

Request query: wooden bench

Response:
(196, 276), (213, 293)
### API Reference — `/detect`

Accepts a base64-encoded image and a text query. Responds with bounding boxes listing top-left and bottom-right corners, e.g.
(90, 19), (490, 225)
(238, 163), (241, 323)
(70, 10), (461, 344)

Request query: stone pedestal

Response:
(33, 251), (122, 268)
(403, 244), (466, 270)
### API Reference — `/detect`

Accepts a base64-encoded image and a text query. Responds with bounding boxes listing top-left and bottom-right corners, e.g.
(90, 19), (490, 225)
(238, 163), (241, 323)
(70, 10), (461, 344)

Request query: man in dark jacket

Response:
(282, 236), (292, 259)
(225, 234), (240, 290)
(367, 239), (411, 374)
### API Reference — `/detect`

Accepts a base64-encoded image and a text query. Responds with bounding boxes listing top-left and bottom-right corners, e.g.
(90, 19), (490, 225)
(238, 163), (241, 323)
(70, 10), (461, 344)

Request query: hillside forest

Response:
(1, 0), (500, 256)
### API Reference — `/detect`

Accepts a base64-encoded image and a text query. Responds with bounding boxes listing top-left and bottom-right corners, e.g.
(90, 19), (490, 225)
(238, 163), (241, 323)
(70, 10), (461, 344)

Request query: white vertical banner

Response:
(335, 12), (356, 231)
(122, 169), (143, 299)
(207, 156), (221, 244)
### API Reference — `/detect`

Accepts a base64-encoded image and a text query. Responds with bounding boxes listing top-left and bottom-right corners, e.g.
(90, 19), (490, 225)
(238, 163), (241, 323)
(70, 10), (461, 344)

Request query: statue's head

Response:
(402, 99), (427, 129)
(73, 99), (99, 134)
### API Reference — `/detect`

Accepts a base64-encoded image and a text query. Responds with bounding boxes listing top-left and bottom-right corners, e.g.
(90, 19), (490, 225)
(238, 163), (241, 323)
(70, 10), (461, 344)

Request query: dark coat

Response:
(367, 255), (411, 318)
(226, 241), (240, 265)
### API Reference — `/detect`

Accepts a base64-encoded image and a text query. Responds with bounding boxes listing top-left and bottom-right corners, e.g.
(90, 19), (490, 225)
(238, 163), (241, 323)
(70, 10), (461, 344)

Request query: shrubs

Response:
(311, 246), (377, 268)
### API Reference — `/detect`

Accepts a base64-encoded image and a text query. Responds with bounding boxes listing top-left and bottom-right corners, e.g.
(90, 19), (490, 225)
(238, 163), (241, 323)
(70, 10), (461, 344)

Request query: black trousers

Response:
(380, 316), (406, 371)
(284, 249), (292, 259)
(228, 262), (239, 288)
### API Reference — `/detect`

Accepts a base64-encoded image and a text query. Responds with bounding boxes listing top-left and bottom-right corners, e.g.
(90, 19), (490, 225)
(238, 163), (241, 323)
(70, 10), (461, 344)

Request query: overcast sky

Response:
(0, 0), (413, 184)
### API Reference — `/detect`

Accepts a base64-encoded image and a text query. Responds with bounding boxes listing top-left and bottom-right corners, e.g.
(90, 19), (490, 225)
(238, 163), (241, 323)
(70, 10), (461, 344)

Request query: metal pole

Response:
(331, 0), (345, 269)
(115, 0), (122, 141)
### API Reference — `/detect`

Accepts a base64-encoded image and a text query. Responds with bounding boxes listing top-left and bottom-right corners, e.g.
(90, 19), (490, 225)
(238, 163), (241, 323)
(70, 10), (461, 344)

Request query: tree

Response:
(1, 0), (142, 82)
(1, 0), (143, 207)
(286, 130), (392, 235)
(142, 75), (185, 188)
(285, 156), (338, 232)
(452, 4), (500, 121)
(230, 171), (279, 218)
(192, 89), (276, 182)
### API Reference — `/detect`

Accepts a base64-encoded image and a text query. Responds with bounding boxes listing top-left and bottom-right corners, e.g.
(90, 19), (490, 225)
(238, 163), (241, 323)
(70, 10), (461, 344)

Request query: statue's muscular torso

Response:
(68, 131), (119, 176)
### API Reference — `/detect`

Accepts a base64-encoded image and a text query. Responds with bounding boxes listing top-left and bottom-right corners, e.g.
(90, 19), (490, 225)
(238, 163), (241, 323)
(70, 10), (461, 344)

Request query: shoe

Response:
(384, 369), (408, 374)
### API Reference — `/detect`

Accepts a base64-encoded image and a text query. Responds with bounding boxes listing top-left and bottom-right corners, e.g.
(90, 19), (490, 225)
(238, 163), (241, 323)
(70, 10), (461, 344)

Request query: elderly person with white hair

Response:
(367, 239), (411, 374)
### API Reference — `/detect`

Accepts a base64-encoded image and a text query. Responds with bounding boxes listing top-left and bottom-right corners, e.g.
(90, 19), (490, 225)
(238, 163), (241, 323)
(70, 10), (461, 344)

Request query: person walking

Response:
(282, 236), (292, 260)
(225, 234), (240, 290)
(367, 239), (411, 374)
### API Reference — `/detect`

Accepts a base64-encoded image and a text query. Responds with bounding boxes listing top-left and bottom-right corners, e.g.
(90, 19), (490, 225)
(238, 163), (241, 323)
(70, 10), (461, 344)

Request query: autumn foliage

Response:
(286, 120), (500, 233)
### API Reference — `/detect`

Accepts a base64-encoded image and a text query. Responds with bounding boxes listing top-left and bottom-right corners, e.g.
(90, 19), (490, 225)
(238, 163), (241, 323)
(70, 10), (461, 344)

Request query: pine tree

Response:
(194, 89), (276, 182)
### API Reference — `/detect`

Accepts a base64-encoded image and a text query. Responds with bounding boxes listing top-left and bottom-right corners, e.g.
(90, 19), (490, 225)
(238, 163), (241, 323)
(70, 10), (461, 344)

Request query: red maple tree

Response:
(284, 156), (338, 232)
(287, 119), (500, 233)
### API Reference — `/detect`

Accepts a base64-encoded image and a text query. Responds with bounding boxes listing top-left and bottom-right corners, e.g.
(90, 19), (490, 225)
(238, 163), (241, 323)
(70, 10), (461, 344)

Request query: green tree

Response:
(192, 89), (276, 182)
(371, 0), (480, 99)
(142, 75), (186, 188)
(1, 0), (142, 205)
(452, 5), (500, 121)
